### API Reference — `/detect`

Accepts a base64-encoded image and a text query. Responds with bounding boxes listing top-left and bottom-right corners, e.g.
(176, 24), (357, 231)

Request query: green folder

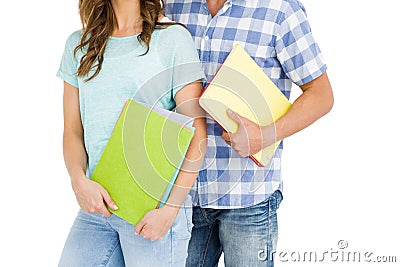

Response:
(91, 99), (195, 226)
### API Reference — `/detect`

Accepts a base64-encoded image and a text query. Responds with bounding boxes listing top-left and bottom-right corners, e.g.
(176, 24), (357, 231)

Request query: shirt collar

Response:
(201, 0), (250, 5)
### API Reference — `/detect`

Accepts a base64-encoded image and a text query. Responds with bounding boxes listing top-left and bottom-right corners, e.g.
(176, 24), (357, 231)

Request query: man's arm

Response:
(222, 73), (334, 157)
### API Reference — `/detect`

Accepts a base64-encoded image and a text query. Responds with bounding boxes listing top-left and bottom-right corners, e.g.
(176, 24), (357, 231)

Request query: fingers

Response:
(227, 109), (242, 124)
(237, 150), (249, 157)
(96, 188), (117, 217)
(100, 188), (118, 211)
(221, 130), (231, 142)
(135, 216), (158, 241)
(74, 178), (117, 217)
(137, 224), (164, 241)
(85, 200), (112, 217)
(139, 226), (155, 241)
(134, 210), (167, 241)
(98, 204), (113, 218)
(134, 216), (147, 236)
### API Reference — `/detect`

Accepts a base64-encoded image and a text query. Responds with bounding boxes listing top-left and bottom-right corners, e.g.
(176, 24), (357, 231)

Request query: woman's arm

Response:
(161, 81), (207, 208)
(63, 81), (118, 216)
(134, 81), (207, 241)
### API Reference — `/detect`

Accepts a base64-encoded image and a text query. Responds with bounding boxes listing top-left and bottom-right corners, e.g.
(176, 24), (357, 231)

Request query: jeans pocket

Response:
(183, 206), (194, 233)
(171, 196), (193, 240)
(275, 190), (283, 210)
(183, 194), (194, 233)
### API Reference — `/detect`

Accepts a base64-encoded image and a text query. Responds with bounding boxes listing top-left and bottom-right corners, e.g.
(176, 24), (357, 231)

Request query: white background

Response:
(0, 0), (399, 266)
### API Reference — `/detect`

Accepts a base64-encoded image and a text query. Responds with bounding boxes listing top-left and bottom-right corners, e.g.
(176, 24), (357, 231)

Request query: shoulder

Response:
(153, 23), (200, 67)
(65, 29), (83, 49)
(164, 0), (185, 6)
(281, 0), (307, 15)
(270, 0), (308, 27)
(156, 24), (193, 46)
(256, 0), (305, 14)
(158, 24), (191, 37)
(247, 0), (307, 23)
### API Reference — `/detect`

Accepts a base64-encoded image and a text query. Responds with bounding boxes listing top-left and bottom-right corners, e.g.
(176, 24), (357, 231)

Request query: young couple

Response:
(57, 0), (333, 266)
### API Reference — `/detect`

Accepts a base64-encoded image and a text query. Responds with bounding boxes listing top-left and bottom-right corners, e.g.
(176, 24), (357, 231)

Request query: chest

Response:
(76, 51), (176, 113)
(169, 3), (279, 53)
(206, 0), (226, 17)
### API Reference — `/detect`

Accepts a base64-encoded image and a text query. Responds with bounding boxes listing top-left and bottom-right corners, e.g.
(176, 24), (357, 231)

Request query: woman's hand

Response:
(71, 175), (118, 217)
(134, 205), (179, 241)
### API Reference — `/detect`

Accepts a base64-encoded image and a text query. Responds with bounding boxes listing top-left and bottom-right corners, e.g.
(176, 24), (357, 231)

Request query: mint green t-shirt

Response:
(57, 25), (205, 177)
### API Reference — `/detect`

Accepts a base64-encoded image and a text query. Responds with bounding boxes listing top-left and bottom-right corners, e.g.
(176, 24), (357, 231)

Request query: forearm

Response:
(63, 130), (88, 183)
(164, 117), (207, 209)
(262, 73), (334, 145)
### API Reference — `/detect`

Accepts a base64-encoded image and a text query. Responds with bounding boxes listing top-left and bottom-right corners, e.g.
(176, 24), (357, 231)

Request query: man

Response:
(164, 0), (333, 266)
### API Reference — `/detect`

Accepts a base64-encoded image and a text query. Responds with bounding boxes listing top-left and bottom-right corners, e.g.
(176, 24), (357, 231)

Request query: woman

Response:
(57, 0), (207, 265)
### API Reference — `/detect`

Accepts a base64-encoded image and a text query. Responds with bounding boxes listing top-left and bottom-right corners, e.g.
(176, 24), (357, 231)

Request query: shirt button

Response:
(204, 35), (209, 41)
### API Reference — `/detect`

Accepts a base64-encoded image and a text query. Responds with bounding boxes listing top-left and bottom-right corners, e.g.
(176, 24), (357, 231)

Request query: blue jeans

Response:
(59, 197), (193, 267)
(186, 190), (282, 267)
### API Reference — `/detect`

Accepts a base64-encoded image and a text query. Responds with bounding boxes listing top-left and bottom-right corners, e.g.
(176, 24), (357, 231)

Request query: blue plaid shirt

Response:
(165, 0), (327, 208)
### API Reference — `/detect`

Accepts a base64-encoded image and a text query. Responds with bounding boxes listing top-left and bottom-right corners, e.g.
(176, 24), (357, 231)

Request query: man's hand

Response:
(221, 109), (276, 157)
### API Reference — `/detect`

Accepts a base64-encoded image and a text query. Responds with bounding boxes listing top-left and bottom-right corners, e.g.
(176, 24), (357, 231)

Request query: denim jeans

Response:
(185, 190), (282, 267)
(59, 197), (193, 267)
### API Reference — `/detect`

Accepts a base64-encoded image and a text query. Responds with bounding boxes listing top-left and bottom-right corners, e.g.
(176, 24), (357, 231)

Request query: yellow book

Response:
(199, 44), (292, 167)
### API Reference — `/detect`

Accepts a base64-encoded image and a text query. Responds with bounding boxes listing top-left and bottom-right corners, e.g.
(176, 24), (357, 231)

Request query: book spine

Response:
(157, 137), (193, 208)
(199, 44), (264, 167)
(249, 155), (264, 167)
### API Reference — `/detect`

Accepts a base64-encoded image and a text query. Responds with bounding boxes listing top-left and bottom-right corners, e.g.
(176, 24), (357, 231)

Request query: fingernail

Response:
(113, 205), (118, 210)
(134, 231), (138, 236)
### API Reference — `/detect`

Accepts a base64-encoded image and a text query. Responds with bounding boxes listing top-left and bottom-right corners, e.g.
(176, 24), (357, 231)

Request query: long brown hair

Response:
(74, 0), (173, 81)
